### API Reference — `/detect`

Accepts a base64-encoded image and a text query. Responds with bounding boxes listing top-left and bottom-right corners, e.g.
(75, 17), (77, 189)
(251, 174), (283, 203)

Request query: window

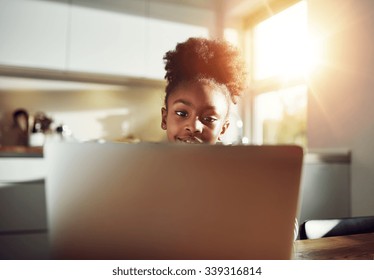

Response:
(244, 0), (308, 147)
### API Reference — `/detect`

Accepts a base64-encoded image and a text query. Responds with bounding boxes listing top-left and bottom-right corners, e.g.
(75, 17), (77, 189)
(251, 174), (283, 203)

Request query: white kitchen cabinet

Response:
(0, 157), (48, 260)
(0, 0), (217, 79)
(68, 0), (148, 77)
(0, 181), (46, 232)
(0, 0), (69, 70)
(0, 231), (49, 260)
(0, 181), (48, 259)
(68, 0), (215, 79)
(146, 1), (215, 79)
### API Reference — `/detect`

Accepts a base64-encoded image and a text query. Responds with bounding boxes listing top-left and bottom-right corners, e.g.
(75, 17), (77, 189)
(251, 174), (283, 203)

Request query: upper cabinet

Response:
(68, 0), (147, 77)
(146, 1), (215, 79)
(0, 0), (69, 70)
(0, 0), (216, 80)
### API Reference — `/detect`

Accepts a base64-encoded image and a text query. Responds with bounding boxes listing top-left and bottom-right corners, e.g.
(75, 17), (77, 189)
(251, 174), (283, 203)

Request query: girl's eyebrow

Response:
(172, 99), (219, 114)
(173, 99), (192, 106)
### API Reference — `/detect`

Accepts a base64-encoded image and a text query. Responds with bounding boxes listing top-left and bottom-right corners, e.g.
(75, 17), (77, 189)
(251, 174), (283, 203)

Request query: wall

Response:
(308, 0), (374, 216)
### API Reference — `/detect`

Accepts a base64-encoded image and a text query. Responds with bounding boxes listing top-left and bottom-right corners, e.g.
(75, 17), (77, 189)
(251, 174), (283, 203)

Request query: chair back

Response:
(299, 216), (374, 240)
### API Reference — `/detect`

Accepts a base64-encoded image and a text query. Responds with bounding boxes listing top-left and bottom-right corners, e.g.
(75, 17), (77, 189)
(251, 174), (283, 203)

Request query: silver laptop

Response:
(45, 142), (303, 260)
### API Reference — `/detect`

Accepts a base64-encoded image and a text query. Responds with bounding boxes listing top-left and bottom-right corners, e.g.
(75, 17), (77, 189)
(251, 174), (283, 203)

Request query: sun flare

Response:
(253, 1), (322, 81)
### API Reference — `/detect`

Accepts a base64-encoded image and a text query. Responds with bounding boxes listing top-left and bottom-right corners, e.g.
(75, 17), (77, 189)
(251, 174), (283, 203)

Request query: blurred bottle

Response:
(29, 112), (53, 147)
(49, 124), (76, 143)
(56, 124), (72, 141)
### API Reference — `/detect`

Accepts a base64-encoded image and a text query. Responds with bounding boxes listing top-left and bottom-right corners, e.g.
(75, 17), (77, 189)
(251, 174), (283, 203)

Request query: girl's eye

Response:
(203, 116), (217, 123)
(175, 111), (188, 117)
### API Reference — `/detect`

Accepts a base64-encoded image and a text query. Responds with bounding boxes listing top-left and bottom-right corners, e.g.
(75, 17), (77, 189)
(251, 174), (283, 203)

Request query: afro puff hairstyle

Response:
(163, 37), (247, 105)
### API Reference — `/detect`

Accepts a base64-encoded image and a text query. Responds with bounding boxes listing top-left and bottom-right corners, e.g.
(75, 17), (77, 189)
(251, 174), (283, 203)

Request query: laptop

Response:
(44, 142), (303, 260)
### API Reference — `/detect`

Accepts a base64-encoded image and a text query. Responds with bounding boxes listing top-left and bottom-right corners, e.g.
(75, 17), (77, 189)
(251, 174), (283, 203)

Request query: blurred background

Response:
(1, 0), (374, 259)
(1, 0), (311, 145)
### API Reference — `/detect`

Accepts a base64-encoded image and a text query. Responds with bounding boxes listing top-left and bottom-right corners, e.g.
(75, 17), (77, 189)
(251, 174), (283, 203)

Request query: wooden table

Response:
(294, 232), (374, 260)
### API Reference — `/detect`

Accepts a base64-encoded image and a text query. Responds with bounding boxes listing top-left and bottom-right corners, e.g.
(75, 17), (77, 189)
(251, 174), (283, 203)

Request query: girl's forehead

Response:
(169, 83), (229, 105)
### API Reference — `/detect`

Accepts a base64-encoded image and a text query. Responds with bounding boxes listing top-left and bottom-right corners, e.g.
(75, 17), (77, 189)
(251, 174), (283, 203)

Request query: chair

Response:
(298, 216), (374, 240)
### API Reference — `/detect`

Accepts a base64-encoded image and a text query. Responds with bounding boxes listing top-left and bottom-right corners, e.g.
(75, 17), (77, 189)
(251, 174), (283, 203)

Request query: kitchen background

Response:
(0, 0), (244, 145)
(1, 0), (374, 218)
(0, 77), (166, 143)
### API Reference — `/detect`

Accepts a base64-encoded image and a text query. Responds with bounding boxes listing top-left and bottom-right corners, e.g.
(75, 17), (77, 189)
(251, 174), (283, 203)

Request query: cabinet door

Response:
(146, 1), (215, 79)
(298, 163), (351, 223)
(0, 181), (48, 259)
(0, 181), (47, 232)
(68, 0), (147, 77)
(0, 232), (49, 260)
(0, 0), (69, 69)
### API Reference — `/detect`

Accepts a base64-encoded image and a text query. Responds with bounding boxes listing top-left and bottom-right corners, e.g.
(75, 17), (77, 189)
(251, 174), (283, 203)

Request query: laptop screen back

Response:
(45, 143), (303, 259)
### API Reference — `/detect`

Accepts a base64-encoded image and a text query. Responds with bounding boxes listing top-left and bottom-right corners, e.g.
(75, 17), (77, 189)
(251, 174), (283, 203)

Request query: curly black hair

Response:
(163, 37), (247, 105)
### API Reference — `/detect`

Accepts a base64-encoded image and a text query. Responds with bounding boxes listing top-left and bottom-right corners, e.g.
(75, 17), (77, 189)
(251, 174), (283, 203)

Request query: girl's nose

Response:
(185, 117), (203, 133)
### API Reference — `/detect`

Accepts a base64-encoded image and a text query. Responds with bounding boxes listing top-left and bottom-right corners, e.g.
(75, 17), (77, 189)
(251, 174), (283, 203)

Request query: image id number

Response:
(204, 266), (262, 276)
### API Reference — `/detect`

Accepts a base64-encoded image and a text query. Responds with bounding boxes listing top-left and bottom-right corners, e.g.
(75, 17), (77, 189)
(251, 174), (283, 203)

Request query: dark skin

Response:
(161, 38), (246, 144)
(161, 83), (230, 144)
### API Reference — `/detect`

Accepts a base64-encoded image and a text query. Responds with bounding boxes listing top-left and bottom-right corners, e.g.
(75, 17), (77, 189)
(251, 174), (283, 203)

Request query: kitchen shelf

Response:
(0, 146), (43, 158)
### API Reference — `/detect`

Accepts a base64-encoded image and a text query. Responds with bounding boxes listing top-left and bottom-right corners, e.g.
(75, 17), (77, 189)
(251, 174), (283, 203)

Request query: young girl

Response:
(161, 37), (247, 144)
(160, 38), (299, 240)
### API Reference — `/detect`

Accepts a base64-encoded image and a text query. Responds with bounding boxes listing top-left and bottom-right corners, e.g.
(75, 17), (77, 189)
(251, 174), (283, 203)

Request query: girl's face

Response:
(161, 83), (230, 144)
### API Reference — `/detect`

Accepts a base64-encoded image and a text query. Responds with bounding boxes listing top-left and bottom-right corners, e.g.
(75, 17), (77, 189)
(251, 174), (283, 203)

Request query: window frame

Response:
(241, 0), (307, 145)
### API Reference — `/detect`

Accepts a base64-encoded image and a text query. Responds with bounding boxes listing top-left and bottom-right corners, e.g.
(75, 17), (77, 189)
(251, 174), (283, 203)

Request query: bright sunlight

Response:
(253, 1), (321, 81)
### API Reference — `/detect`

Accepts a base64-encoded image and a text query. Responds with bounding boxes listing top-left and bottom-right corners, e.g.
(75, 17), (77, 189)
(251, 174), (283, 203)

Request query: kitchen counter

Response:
(0, 146), (43, 158)
(304, 148), (351, 164)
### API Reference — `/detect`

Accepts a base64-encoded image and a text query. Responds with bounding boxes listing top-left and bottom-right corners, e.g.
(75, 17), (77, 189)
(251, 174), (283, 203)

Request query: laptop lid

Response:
(45, 142), (303, 259)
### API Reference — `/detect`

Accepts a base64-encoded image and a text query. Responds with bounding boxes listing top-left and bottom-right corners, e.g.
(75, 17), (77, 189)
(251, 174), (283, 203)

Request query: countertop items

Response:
(0, 109), (29, 147)
(0, 109), (55, 148)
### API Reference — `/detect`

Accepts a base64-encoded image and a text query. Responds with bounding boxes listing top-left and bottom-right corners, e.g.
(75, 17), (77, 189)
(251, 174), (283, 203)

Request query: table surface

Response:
(294, 232), (374, 260)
